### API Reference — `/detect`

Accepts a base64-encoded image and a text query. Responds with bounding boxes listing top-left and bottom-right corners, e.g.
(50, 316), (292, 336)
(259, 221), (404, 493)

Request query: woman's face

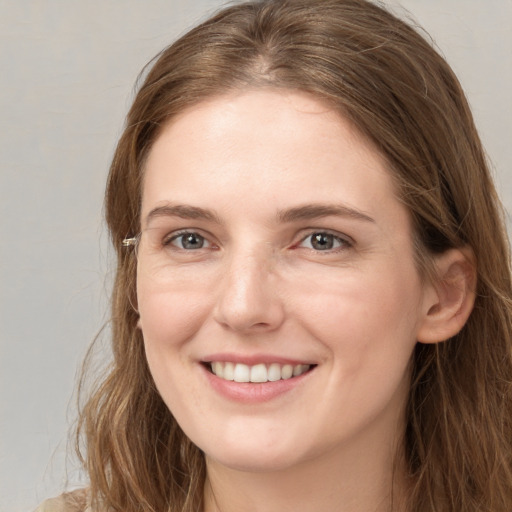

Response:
(137, 89), (434, 473)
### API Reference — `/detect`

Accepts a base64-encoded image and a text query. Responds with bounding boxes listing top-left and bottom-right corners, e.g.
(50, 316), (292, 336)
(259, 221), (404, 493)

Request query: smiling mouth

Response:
(207, 362), (314, 383)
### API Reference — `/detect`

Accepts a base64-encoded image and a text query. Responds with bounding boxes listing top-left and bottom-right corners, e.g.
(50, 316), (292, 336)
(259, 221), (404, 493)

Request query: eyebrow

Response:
(277, 203), (375, 224)
(144, 202), (375, 226)
(145, 204), (222, 226)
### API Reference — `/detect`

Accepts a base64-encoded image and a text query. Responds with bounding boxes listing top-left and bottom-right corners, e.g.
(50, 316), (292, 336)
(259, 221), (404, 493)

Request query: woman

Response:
(37, 0), (512, 510)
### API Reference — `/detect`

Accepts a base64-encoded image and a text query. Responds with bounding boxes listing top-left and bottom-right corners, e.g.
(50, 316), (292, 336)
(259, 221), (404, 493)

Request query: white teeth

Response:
(268, 363), (282, 382)
(210, 362), (311, 383)
(281, 364), (293, 379)
(224, 362), (235, 381)
(250, 363), (268, 383)
(233, 363), (250, 382)
(293, 364), (304, 376)
(212, 361), (224, 378)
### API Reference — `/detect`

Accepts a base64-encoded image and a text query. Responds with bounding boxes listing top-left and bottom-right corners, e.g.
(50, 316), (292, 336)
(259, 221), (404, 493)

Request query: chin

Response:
(198, 431), (317, 474)
(206, 449), (302, 474)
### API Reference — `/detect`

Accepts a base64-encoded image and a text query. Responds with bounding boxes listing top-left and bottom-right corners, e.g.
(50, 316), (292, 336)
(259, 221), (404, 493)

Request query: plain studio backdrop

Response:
(0, 1), (510, 510)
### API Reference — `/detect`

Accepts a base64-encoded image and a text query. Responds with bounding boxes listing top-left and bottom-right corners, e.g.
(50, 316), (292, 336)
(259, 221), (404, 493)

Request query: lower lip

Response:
(201, 364), (313, 404)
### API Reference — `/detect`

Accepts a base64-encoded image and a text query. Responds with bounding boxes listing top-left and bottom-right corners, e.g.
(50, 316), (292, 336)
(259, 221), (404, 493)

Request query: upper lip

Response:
(202, 353), (316, 366)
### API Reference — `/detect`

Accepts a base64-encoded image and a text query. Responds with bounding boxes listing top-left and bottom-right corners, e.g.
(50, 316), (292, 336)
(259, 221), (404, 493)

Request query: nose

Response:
(213, 248), (285, 333)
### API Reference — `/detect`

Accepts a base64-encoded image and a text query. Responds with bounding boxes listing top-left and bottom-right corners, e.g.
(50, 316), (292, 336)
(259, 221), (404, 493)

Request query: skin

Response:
(136, 89), (444, 512)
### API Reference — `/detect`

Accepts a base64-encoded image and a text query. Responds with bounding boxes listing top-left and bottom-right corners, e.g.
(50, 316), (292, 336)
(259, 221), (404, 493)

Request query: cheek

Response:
(293, 268), (423, 364)
(136, 281), (211, 412)
(137, 276), (211, 349)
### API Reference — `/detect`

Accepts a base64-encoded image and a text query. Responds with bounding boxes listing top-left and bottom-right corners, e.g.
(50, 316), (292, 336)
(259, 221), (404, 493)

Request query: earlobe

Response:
(417, 248), (476, 344)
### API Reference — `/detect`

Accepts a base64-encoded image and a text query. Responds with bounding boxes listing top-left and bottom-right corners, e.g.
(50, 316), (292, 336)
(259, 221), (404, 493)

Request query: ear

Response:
(417, 248), (476, 344)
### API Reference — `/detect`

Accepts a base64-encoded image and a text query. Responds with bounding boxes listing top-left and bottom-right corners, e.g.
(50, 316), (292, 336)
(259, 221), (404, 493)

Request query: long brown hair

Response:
(77, 1), (512, 510)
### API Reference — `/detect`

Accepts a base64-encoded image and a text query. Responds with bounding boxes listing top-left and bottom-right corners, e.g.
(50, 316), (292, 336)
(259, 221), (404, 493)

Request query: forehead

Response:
(141, 89), (406, 230)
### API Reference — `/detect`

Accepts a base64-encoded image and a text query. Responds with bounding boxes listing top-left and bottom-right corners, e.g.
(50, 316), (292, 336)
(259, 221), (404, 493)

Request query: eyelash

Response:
(162, 229), (352, 253)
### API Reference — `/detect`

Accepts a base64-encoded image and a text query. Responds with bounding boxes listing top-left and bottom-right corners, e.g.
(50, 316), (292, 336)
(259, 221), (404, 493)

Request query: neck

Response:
(203, 429), (408, 512)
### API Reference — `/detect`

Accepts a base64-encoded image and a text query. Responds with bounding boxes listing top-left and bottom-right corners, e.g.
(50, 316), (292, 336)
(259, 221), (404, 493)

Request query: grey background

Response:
(1, 1), (510, 511)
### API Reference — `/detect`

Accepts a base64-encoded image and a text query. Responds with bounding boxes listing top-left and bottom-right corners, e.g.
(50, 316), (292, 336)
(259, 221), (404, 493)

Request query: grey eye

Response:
(171, 232), (208, 250)
(301, 232), (345, 251)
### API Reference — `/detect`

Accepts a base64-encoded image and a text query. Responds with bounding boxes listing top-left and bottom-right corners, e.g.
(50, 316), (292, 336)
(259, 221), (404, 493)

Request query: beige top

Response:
(34, 490), (90, 512)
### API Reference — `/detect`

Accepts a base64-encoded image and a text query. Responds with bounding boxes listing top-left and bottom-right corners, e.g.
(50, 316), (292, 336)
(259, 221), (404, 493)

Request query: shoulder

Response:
(34, 489), (90, 512)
